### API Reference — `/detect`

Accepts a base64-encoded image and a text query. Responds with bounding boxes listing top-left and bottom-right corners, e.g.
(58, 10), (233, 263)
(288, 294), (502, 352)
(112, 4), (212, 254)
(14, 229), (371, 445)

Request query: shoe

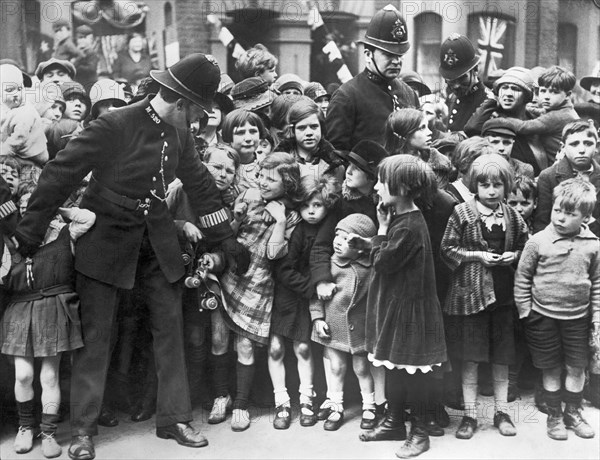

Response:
(360, 408), (377, 430)
(493, 411), (517, 436)
(231, 408), (251, 432)
(547, 413), (568, 440)
(299, 402), (317, 427)
(455, 416), (477, 439)
(14, 426), (34, 454)
(323, 410), (344, 431)
(40, 432), (62, 458)
(97, 405), (118, 427)
(131, 401), (156, 422)
(156, 423), (208, 447)
(68, 435), (95, 460)
(396, 424), (430, 458)
(507, 385), (520, 403)
(434, 404), (450, 428)
(424, 419), (444, 437)
(273, 405), (291, 430)
(359, 410), (407, 442)
(564, 404), (595, 439)
(317, 400), (333, 421)
(207, 395), (233, 425)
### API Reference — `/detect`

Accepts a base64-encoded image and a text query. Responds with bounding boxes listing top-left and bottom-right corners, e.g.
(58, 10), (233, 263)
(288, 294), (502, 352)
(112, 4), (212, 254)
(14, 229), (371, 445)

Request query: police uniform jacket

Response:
(446, 81), (490, 132)
(326, 69), (419, 153)
(16, 97), (232, 290)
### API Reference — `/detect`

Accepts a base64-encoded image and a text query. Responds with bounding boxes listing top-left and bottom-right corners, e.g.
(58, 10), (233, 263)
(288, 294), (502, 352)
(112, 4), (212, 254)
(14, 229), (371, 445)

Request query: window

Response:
(467, 13), (515, 78)
(557, 23), (577, 72)
(413, 12), (442, 92)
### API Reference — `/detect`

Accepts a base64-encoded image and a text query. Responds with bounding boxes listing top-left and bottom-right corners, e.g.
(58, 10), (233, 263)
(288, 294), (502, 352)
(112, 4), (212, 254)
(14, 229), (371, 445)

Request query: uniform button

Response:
(152, 177), (157, 182)
(160, 132), (165, 138)
(143, 210), (148, 216)
(145, 198), (150, 203)
(452, 109), (457, 114)
(164, 156), (169, 161)
(349, 324), (354, 331)
(449, 119), (454, 124)
(456, 99), (460, 104)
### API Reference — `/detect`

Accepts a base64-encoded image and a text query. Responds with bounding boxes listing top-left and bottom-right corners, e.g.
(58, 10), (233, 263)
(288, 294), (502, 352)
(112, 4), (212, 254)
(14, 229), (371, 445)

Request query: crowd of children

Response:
(1, 22), (600, 460)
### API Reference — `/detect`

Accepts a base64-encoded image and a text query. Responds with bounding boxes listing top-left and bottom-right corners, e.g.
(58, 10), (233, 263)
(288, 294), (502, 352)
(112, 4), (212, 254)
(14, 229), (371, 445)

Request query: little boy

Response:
(507, 174), (537, 233)
(492, 66), (579, 166)
(533, 120), (600, 235)
(482, 118), (534, 179)
(515, 178), (599, 441)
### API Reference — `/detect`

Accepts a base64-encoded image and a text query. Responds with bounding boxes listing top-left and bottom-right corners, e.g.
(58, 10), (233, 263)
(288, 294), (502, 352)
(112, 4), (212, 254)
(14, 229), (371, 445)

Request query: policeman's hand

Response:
(14, 233), (40, 259)
(221, 237), (251, 275)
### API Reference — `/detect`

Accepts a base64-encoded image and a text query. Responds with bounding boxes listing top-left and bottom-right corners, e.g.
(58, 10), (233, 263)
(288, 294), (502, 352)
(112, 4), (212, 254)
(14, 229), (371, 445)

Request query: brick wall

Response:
(175, 0), (211, 57)
(537, 0), (558, 66)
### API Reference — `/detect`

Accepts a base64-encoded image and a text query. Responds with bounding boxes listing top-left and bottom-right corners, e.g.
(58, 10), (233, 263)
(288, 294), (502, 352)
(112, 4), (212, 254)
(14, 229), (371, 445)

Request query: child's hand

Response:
(480, 251), (502, 267)
(314, 319), (331, 340)
(347, 233), (372, 253)
(264, 200), (286, 223)
(376, 202), (393, 230)
(233, 201), (248, 222)
(316, 282), (336, 300)
(498, 251), (517, 265)
(199, 253), (216, 271)
(183, 222), (203, 243)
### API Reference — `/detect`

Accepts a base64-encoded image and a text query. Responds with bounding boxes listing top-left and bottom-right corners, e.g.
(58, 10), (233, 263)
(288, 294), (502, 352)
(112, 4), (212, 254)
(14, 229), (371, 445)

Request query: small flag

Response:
(207, 14), (245, 60)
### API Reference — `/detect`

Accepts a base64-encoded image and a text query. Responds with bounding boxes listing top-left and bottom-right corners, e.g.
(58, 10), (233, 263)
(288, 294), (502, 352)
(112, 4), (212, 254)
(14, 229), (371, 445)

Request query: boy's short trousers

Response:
(522, 310), (589, 369)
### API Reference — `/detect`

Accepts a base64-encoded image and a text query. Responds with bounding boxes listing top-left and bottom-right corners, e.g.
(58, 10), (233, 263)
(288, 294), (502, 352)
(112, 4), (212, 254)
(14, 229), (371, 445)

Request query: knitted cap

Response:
(304, 82), (330, 101)
(274, 73), (305, 94)
(336, 213), (376, 238)
(231, 77), (276, 111)
(493, 66), (534, 101)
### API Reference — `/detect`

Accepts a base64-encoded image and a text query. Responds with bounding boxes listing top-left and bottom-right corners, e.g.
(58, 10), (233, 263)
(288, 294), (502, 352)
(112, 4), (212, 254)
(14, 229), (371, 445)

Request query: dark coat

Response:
(15, 97), (232, 289)
(326, 69), (419, 153)
(446, 81), (490, 133)
(275, 137), (344, 175)
(533, 157), (600, 236)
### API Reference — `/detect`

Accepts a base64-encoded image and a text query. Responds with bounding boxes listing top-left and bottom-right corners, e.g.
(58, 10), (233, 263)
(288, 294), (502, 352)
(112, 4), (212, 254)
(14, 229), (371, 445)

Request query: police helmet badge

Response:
(444, 49), (459, 67)
(392, 19), (406, 42)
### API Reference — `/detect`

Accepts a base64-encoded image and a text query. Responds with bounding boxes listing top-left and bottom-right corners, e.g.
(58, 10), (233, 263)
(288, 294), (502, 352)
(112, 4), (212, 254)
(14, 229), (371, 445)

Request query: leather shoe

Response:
(323, 410), (344, 431)
(425, 419), (445, 437)
(299, 402), (317, 427)
(360, 409), (378, 430)
(273, 405), (291, 430)
(317, 402), (332, 421)
(97, 405), (118, 427)
(131, 404), (155, 422)
(455, 416), (477, 440)
(68, 435), (95, 460)
(156, 423), (208, 448)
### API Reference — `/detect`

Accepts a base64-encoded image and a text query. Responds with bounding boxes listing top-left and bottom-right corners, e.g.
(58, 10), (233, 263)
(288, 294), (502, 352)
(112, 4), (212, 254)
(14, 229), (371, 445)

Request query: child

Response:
(276, 98), (344, 183)
(59, 81), (91, 122)
(384, 108), (452, 189)
(1, 207), (95, 458)
(441, 153), (529, 440)
(235, 44), (278, 84)
(515, 178), (599, 441)
(33, 82), (66, 124)
(255, 132), (274, 164)
(203, 143), (241, 209)
(482, 118), (534, 179)
(88, 79), (127, 119)
(268, 176), (339, 430)
(219, 152), (303, 431)
(507, 174), (537, 232)
(534, 120), (600, 235)
(358, 156), (447, 459)
(445, 137), (492, 204)
(0, 156), (21, 200)
(221, 108), (267, 193)
(310, 213), (377, 432)
(491, 66), (579, 165)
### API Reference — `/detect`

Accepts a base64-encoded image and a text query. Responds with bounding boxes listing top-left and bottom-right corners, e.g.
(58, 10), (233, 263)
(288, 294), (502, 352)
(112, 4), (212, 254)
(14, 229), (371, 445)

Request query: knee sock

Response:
(493, 364), (509, 414)
(40, 412), (60, 435)
(563, 389), (583, 408)
(361, 391), (376, 413)
(385, 369), (408, 415)
(16, 400), (35, 428)
(462, 365), (479, 420)
(234, 362), (255, 411)
(544, 388), (563, 415)
(211, 353), (230, 398)
(326, 391), (344, 413)
(299, 384), (314, 405)
(273, 387), (290, 408)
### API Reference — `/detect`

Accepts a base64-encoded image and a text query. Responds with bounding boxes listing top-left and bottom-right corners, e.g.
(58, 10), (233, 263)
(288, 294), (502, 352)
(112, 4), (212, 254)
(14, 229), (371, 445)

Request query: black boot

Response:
(396, 419), (430, 458)
(131, 377), (157, 422)
(97, 404), (119, 427)
(359, 409), (407, 441)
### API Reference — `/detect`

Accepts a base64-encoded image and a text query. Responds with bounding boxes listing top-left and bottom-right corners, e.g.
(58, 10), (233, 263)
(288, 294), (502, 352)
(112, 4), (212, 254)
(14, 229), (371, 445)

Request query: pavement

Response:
(1, 388), (599, 460)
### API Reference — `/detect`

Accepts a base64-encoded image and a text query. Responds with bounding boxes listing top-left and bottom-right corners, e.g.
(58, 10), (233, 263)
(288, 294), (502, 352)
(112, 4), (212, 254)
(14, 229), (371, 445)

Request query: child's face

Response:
(204, 150), (236, 191)
(300, 196), (327, 225)
(551, 204), (589, 237)
(282, 88), (302, 97)
(561, 131), (597, 171)
(315, 96), (330, 116)
(538, 86), (569, 111)
(345, 164), (372, 193)
(589, 82), (600, 104)
(64, 96), (88, 121)
(207, 107), (222, 129)
(231, 122), (260, 158)
(258, 167), (285, 201)
(255, 139), (273, 163)
(374, 176), (395, 206)
(54, 26), (71, 42)
(19, 192), (31, 216)
(258, 66), (277, 85)
(333, 229), (361, 260)
(294, 113), (322, 153)
(408, 116), (432, 151)
(0, 65), (24, 109)
(488, 134), (515, 159)
(477, 179), (505, 209)
(0, 164), (19, 196)
(42, 102), (65, 121)
(497, 83), (526, 112)
(507, 190), (536, 221)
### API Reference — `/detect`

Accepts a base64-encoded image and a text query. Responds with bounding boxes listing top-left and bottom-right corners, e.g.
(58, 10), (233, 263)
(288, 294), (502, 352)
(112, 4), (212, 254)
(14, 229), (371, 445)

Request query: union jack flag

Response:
(477, 16), (506, 77)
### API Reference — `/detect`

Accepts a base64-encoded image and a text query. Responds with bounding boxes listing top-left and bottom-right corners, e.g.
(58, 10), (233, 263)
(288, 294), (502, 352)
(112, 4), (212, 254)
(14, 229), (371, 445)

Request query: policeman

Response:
(439, 33), (491, 132)
(326, 4), (418, 153)
(15, 53), (249, 460)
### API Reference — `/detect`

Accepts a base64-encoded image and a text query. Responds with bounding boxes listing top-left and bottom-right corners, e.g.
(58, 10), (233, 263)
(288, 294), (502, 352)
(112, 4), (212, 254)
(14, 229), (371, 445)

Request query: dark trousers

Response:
(70, 237), (192, 436)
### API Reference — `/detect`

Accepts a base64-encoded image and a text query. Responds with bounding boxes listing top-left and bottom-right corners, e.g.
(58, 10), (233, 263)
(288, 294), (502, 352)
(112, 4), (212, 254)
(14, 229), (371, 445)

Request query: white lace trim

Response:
(368, 353), (442, 374)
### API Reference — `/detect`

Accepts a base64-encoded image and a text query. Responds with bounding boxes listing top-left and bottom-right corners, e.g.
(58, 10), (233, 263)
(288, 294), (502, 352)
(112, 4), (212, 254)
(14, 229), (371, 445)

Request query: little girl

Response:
(1, 206), (95, 458)
(220, 152), (303, 431)
(275, 99), (344, 183)
(311, 213), (377, 432)
(384, 108), (452, 190)
(441, 153), (528, 440)
(357, 156), (447, 459)
(221, 108), (267, 193)
(268, 175), (339, 430)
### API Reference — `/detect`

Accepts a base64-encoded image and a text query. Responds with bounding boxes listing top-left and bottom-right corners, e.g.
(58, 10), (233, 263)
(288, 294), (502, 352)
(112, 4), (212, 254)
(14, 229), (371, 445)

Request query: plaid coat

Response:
(441, 199), (528, 316)
(220, 188), (300, 344)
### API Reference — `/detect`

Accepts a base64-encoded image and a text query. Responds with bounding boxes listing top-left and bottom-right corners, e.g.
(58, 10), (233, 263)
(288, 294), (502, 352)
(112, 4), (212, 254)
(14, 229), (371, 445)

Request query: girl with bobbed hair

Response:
(235, 44), (279, 84)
